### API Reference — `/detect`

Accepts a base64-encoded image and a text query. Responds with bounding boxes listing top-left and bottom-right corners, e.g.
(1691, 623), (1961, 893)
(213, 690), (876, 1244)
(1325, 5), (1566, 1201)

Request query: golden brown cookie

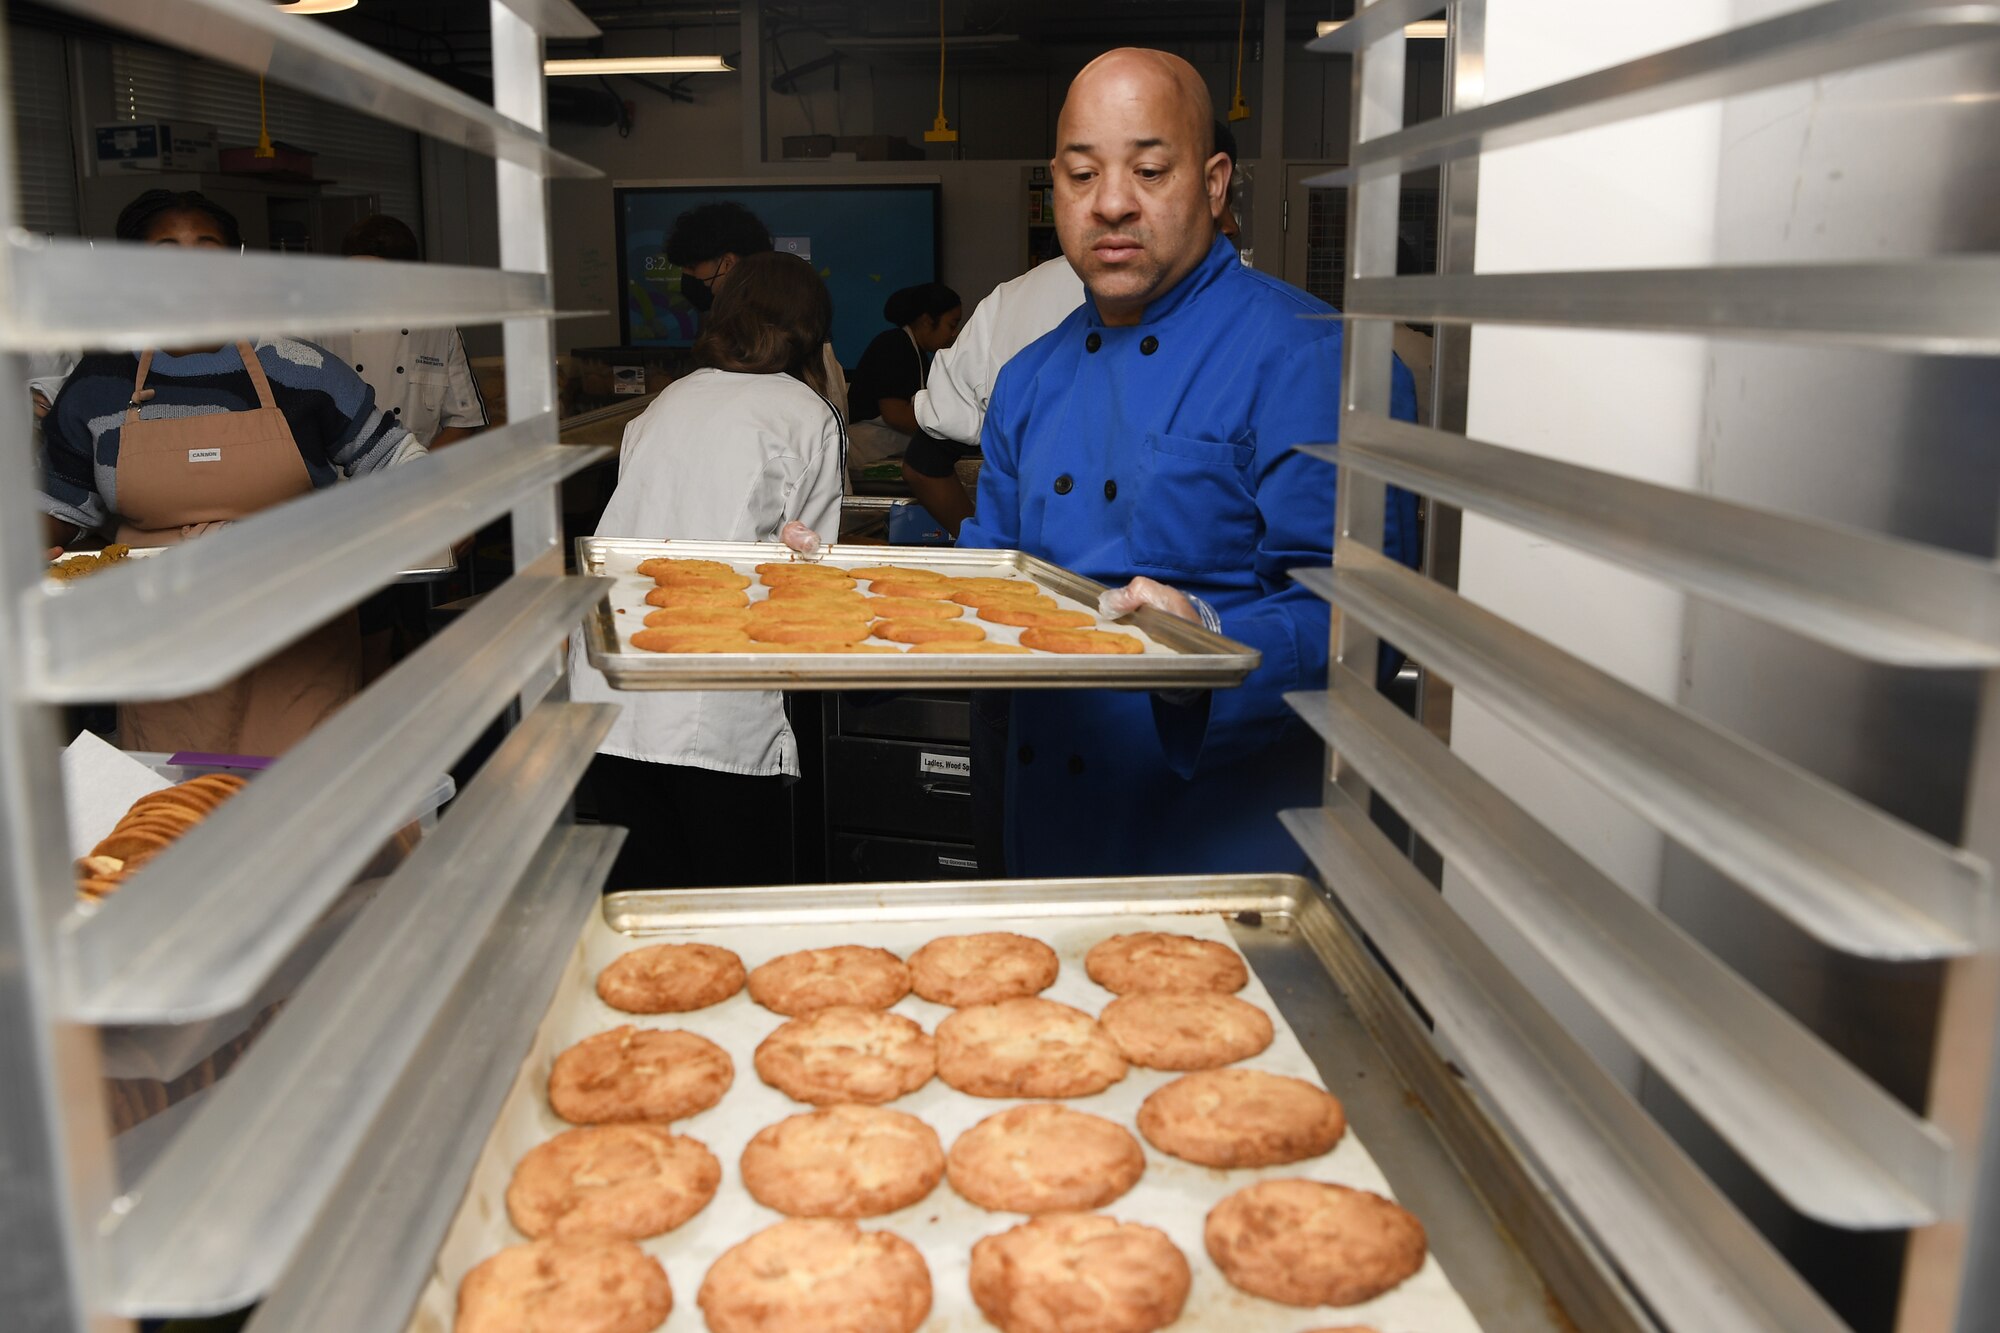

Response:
(748, 945), (911, 1015)
(852, 565), (948, 582)
(1098, 992), (1275, 1070)
(1137, 1068), (1347, 1168)
(741, 1105), (945, 1217)
(506, 1125), (720, 1241)
(749, 642), (904, 654)
(935, 997), (1127, 1098)
(969, 1214), (1190, 1333)
(872, 618), (987, 644)
(697, 1218), (931, 1333)
(645, 584), (748, 609)
(951, 588), (1060, 610)
(905, 641), (1033, 654)
(455, 1238), (672, 1333)
(1020, 627), (1145, 654)
(1085, 932), (1249, 994)
(596, 943), (746, 1014)
(761, 571), (859, 592)
(630, 627), (756, 654)
(747, 598), (874, 623)
(864, 596), (965, 620)
(908, 932), (1058, 1007)
(746, 619), (870, 645)
(868, 578), (956, 600)
(547, 1026), (733, 1124)
(1206, 1179), (1427, 1307)
(638, 556), (733, 579)
(757, 560), (856, 580)
(948, 1104), (1145, 1214)
(642, 605), (748, 629)
(754, 1005), (935, 1105)
(652, 571), (752, 592)
(978, 605), (1097, 629)
(767, 584), (869, 606)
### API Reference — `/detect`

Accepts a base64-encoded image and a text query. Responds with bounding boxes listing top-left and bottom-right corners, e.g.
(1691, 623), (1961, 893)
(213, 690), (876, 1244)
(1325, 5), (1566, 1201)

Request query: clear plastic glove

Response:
(779, 520), (823, 559)
(1098, 576), (1199, 624)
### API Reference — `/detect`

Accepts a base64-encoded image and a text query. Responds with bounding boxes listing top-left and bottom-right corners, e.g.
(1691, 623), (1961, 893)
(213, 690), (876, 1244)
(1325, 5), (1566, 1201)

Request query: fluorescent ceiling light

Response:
(1316, 19), (1449, 38)
(545, 55), (735, 76)
(272, 0), (358, 12)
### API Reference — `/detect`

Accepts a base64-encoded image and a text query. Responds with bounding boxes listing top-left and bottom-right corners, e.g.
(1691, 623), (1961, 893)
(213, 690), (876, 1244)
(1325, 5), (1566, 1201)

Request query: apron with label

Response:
(114, 343), (362, 757)
(847, 328), (925, 473)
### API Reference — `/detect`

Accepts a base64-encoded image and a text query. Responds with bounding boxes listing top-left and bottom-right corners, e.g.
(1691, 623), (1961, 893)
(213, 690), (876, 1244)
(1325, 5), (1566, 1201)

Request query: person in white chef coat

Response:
(904, 257), (1086, 536)
(320, 215), (488, 448)
(570, 251), (845, 890)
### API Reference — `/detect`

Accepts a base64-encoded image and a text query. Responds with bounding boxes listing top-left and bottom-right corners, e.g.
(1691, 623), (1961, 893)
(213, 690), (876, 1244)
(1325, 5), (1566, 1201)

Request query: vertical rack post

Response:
(1332, 1), (1407, 805)
(491, 0), (565, 708)
(0, 13), (121, 1329)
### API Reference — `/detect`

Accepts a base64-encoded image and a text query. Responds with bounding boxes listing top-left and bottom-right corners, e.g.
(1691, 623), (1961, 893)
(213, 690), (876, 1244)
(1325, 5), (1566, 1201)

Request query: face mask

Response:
(680, 270), (715, 312)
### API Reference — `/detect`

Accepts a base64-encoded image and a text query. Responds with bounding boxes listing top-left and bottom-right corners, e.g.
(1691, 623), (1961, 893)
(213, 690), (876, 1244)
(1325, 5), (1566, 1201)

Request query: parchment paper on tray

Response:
(407, 907), (1487, 1333)
(576, 537), (1262, 692)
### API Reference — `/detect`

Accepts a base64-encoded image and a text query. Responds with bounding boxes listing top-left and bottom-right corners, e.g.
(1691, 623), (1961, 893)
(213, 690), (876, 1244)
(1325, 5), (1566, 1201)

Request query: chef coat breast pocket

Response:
(1127, 432), (1258, 574)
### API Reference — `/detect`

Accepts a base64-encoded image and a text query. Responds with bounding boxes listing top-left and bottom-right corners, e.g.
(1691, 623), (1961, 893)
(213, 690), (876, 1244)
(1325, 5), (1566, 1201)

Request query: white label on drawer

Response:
(187, 448), (221, 462)
(920, 752), (970, 779)
(938, 855), (978, 869)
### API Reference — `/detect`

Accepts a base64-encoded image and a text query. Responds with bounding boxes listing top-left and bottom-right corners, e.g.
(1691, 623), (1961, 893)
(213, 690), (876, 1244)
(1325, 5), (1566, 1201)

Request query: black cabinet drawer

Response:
(831, 690), (972, 743)
(825, 736), (974, 840)
(830, 832), (981, 882)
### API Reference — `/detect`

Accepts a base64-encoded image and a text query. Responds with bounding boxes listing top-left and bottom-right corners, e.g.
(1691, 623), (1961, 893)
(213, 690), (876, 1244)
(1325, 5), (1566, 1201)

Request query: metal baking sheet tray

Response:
(401, 874), (1551, 1333)
(576, 537), (1262, 691)
(47, 546), (456, 586)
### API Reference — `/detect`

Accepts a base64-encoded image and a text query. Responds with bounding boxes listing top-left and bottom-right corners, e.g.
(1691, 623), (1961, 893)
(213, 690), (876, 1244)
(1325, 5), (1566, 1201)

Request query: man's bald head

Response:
(1052, 48), (1230, 325)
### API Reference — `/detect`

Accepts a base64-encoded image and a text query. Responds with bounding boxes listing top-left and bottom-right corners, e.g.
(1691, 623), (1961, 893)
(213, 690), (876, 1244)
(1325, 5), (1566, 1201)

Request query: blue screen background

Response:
(618, 185), (941, 367)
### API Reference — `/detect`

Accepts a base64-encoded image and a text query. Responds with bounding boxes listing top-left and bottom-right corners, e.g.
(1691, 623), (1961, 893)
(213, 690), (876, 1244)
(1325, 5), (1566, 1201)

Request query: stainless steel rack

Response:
(1296, 2), (2000, 1331)
(0, 1), (619, 1327)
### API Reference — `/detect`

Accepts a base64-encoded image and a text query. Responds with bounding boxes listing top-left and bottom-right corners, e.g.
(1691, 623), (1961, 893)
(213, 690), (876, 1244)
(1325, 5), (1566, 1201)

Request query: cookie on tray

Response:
(596, 942), (746, 1014)
(630, 627), (755, 654)
(1137, 1068), (1347, 1168)
(455, 1238), (671, 1333)
(908, 931), (1059, 1007)
(1206, 1179), (1427, 1307)
(741, 1105), (945, 1217)
(645, 584), (748, 609)
(748, 944), (910, 1016)
(978, 605), (1096, 629)
(698, 1218), (931, 1333)
(935, 997), (1126, 1099)
(872, 618), (987, 644)
(947, 1104), (1145, 1213)
(1019, 627), (1144, 654)
(1085, 931), (1249, 995)
(1098, 991), (1274, 1070)
(547, 1026), (732, 1124)
(638, 556), (732, 579)
(868, 578), (957, 600)
(969, 1213), (1190, 1333)
(865, 596), (965, 620)
(754, 1005), (935, 1105)
(506, 1124), (720, 1241)
(906, 641), (1032, 654)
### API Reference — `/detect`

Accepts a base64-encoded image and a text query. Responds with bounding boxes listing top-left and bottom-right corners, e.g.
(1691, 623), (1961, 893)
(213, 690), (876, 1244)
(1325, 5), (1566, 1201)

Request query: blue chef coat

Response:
(959, 234), (1417, 877)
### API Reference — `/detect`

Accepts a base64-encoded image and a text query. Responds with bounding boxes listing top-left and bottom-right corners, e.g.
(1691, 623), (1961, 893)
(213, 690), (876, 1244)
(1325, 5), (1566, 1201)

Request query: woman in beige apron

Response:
(113, 342), (362, 757)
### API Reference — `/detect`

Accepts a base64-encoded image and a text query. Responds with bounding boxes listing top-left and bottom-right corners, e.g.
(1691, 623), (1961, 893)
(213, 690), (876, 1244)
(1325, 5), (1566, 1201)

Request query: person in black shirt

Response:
(845, 282), (962, 477)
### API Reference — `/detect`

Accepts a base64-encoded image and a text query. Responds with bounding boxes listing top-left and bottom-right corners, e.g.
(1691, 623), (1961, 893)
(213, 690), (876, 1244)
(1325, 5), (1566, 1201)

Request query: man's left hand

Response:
(1099, 576), (1199, 623)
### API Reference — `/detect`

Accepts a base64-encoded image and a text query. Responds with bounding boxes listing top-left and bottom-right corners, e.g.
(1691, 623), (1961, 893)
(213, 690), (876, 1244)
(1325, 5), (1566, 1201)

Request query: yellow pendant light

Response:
(923, 0), (958, 143)
(1227, 0), (1251, 121)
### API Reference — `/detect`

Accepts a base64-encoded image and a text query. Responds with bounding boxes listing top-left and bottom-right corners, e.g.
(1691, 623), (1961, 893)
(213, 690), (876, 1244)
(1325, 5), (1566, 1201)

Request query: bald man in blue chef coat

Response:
(957, 48), (1419, 877)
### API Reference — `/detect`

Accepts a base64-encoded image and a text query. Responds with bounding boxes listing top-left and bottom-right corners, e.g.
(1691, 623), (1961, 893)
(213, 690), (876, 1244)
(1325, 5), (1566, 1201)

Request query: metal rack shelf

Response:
(1291, 671), (1948, 1229)
(1310, 0), (2000, 185)
(26, 429), (600, 702)
(1300, 544), (1988, 960)
(98, 699), (614, 1315)
(1301, 2), (2000, 1330)
(0, 0), (617, 1328)
(1300, 424), (2000, 668)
